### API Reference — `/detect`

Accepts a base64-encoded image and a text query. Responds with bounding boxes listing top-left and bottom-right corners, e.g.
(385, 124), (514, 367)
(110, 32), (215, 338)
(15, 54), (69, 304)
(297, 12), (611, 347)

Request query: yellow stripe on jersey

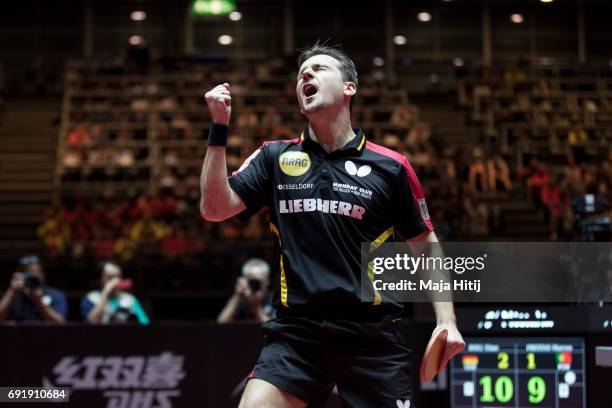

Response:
(368, 226), (394, 305)
(357, 134), (365, 151)
(279, 255), (289, 307)
(270, 223), (288, 307)
(269, 223), (282, 246)
(369, 226), (394, 252)
(367, 261), (382, 305)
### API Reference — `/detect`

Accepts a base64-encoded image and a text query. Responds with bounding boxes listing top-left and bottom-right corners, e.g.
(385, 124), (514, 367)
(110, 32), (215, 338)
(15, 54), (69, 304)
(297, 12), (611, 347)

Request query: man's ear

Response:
(344, 82), (357, 97)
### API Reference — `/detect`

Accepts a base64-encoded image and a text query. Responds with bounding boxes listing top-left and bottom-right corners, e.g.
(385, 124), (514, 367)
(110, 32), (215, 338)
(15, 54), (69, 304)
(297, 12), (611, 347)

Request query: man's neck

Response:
(307, 109), (355, 153)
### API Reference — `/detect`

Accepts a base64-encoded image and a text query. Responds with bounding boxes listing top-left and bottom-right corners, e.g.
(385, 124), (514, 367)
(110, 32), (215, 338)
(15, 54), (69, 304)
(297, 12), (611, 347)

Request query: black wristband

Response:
(207, 123), (229, 146)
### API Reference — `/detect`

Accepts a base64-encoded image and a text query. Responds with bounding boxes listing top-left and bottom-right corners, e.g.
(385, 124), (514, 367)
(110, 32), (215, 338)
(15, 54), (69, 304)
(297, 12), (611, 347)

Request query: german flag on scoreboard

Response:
(462, 354), (479, 370)
(556, 351), (572, 365)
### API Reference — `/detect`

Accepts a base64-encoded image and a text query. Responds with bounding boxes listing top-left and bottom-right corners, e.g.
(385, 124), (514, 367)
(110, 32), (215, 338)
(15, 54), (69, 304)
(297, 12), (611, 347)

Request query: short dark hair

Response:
(297, 41), (358, 110)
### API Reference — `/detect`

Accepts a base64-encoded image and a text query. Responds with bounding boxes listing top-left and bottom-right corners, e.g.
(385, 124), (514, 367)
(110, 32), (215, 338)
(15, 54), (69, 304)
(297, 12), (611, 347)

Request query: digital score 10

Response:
(450, 338), (586, 407)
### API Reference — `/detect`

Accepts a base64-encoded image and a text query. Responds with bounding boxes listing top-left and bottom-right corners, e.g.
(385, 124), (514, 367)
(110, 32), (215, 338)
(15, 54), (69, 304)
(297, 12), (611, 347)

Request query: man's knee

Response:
(239, 378), (306, 408)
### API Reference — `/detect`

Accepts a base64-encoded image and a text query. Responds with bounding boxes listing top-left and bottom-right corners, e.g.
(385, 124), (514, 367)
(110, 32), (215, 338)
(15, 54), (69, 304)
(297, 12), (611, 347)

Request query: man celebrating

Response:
(201, 43), (465, 407)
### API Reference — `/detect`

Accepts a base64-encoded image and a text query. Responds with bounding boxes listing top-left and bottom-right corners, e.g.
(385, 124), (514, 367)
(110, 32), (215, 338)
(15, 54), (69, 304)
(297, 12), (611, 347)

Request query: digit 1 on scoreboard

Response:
(527, 352), (537, 370)
(480, 375), (495, 403)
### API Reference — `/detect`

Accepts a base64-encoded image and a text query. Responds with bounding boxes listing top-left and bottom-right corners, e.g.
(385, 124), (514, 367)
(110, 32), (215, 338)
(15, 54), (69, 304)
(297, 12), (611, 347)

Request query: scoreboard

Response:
(450, 337), (587, 408)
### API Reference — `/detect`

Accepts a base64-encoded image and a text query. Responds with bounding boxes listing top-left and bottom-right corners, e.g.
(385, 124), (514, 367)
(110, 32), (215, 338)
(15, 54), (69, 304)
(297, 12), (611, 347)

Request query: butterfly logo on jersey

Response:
(396, 399), (411, 408)
(345, 160), (371, 177)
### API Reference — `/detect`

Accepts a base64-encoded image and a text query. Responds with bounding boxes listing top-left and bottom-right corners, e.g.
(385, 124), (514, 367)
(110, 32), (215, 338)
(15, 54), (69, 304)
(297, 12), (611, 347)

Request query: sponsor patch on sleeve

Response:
(418, 198), (430, 221)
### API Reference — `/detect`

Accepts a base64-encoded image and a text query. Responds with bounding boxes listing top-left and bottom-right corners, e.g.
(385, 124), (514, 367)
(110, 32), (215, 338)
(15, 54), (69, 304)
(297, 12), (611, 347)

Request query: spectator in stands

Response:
(567, 122), (588, 164)
(129, 210), (167, 243)
(185, 225), (207, 258)
(226, 137), (244, 169)
(171, 112), (192, 138)
(552, 113), (570, 129)
(0, 255), (67, 323)
(540, 177), (567, 240)
(511, 92), (530, 121)
(564, 157), (584, 196)
(527, 163), (552, 207)
(81, 261), (149, 324)
(159, 167), (177, 190)
(584, 98), (598, 128)
(531, 103), (549, 127)
(361, 106), (374, 134)
(260, 106), (282, 129)
(115, 145), (135, 169)
(91, 226), (116, 260)
(390, 104), (416, 128)
(503, 65), (526, 90)
(163, 149), (179, 168)
(90, 124), (108, 147)
(534, 78), (550, 96)
(463, 192), (489, 237)
(37, 208), (71, 258)
(568, 123), (588, 146)
(220, 217), (244, 239)
(61, 147), (84, 181)
(158, 122), (171, 140)
(67, 124), (92, 147)
(242, 212), (266, 239)
(159, 95), (177, 122)
(114, 225), (138, 262)
(405, 123), (434, 173)
(487, 154), (512, 192)
(161, 222), (188, 261)
(468, 148), (488, 193)
(217, 258), (273, 324)
(237, 107), (258, 129)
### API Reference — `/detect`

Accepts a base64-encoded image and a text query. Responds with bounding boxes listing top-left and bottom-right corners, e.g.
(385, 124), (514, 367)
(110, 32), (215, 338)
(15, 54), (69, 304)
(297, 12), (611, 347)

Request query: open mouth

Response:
(303, 83), (318, 97)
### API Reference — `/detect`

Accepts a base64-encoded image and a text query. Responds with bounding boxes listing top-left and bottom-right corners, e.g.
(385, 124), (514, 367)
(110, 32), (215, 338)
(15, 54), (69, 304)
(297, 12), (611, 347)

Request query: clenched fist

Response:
(205, 83), (232, 126)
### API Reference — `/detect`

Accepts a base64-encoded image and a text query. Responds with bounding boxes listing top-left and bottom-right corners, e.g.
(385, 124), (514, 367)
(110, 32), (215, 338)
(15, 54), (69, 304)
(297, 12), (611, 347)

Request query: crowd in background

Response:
(20, 58), (609, 318)
(50, 59), (612, 253)
(36, 189), (273, 262)
(456, 63), (612, 239)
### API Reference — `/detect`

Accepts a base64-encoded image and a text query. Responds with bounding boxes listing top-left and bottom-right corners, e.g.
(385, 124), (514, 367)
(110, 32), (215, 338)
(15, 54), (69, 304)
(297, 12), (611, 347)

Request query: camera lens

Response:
(24, 273), (41, 290)
(248, 278), (262, 293)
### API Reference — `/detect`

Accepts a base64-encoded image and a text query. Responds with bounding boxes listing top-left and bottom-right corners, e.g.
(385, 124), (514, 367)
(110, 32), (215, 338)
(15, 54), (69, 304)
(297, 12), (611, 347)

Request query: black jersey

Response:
(228, 128), (433, 316)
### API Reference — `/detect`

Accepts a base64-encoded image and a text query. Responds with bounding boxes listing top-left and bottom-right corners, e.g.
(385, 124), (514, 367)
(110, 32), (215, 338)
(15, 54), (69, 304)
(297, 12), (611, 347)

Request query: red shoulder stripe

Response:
(365, 141), (433, 231)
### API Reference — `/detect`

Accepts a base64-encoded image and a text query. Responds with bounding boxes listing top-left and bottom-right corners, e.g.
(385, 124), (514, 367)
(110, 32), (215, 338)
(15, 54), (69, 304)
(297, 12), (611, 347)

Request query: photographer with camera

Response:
(80, 261), (149, 325)
(571, 183), (610, 242)
(0, 255), (67, 323)
(217, 258), (273, 324)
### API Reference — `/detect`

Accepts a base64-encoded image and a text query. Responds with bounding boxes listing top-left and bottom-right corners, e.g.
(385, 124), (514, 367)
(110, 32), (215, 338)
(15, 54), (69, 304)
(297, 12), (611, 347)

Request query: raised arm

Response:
(200, 83), (246, 222)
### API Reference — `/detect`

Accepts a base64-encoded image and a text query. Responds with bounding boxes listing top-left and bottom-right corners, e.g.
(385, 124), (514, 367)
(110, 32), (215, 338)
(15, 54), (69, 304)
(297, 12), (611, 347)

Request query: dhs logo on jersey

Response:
(345, 160), (371, 177)
(279, 151), (311, 176)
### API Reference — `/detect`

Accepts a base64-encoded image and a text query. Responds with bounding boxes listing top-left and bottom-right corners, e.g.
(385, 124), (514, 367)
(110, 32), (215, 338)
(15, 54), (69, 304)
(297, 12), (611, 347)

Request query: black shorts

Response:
(248, 314), (413, 407)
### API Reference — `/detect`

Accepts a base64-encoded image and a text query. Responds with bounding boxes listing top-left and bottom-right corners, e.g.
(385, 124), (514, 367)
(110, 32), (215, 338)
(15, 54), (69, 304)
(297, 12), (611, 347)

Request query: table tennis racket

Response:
(420, 328), (448, 382)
